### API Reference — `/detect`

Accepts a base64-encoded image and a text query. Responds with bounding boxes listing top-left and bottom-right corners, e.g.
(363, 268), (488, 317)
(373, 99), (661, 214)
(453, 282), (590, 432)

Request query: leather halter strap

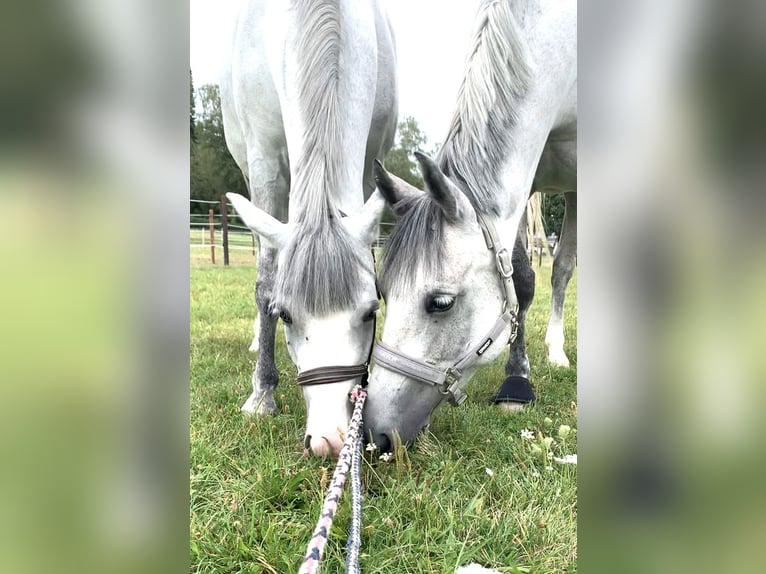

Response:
(371, 215), (519, 405)
(296, 364), (369, 386)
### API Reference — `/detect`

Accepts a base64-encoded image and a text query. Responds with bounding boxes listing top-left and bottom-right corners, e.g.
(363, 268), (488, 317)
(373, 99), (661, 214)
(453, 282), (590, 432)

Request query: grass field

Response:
(190, 250), (577, 573)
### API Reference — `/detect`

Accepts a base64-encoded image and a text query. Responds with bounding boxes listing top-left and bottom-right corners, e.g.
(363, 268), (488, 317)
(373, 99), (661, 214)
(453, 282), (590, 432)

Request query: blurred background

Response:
(0, 0), (764, 572)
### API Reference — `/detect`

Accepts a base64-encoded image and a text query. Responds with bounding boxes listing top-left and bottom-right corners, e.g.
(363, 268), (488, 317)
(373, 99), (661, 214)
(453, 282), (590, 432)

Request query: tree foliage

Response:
(190, 83), (247, 215)
(383, 116), (435, 189)
(190, 70), (196, 145)
(542, 193), (565, 237)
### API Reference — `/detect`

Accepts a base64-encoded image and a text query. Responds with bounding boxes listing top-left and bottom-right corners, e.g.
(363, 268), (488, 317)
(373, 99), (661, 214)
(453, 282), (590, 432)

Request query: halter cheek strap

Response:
(371, 215), (519, 406)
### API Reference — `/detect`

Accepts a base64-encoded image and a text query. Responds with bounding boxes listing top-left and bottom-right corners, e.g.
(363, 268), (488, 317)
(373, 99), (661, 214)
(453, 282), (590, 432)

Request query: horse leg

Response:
(546, 191), (577, 368)
(242, 159), (288, 415)
(495, 225), (537, 412)
(242, 245), (279, 415)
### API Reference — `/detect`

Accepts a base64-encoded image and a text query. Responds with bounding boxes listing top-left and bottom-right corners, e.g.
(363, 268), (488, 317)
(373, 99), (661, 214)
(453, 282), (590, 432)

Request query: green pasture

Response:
(190, 251), (577, 573)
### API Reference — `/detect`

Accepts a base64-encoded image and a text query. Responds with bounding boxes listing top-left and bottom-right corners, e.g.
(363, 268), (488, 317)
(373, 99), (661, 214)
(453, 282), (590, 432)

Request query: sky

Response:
(189, 0), (482, 145)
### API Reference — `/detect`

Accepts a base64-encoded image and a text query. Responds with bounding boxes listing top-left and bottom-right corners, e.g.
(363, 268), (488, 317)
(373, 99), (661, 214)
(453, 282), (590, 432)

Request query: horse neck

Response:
(440, 0), (577, 246)
(276, 0), (381, 219)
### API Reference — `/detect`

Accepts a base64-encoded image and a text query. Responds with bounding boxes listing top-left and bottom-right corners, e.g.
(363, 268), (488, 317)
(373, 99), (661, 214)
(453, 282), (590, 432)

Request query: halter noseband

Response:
(371, 215), (519, 406)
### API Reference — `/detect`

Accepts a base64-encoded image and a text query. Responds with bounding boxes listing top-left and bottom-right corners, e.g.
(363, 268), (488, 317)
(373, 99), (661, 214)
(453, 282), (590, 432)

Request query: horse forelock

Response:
(379, 194), (447, 296)
(272, 219), (373, 316)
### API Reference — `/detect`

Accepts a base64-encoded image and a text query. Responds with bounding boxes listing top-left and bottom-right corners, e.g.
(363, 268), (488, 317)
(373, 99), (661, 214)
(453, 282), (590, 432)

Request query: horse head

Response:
(228, 191), (386, 457)
(364, 155), (515, 449)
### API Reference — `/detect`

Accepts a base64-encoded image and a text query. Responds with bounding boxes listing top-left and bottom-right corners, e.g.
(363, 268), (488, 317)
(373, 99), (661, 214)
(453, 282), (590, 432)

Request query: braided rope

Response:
(298, 386), (367, 574)
(346, 425), (363, 573)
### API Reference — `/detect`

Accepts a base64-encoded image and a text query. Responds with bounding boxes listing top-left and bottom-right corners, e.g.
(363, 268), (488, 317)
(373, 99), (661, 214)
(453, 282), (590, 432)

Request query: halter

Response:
(371, 214), (519, 406)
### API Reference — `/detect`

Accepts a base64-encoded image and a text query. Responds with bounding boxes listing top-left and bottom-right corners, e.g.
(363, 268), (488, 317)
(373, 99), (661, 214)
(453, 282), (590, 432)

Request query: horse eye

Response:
(363, 308), (377, 322)
(279, 309), (293, 325)
(426, 295), (455, 313)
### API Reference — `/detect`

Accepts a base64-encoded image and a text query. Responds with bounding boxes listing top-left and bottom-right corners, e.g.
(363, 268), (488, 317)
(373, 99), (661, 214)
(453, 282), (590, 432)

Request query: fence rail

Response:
(191, 197), (393, 264)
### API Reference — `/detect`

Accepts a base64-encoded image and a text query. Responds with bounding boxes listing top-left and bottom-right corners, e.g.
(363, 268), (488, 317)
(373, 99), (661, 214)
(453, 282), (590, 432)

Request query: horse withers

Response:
(220, 0), (398, 457)
(364, 0), (576, 450)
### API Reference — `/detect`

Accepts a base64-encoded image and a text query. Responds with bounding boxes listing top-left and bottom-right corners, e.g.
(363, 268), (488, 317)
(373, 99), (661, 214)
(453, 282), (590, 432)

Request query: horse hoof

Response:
(493, 375), (536, 407)
(547, 350), (570, 368)
(496, 401), (526, 413)
(241, 392), (277, 416)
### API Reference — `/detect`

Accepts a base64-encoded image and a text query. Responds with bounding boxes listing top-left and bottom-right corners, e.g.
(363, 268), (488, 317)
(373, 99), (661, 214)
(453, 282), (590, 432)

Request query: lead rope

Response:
(345, 391), (364, 574)
(298, 385), (367, 574)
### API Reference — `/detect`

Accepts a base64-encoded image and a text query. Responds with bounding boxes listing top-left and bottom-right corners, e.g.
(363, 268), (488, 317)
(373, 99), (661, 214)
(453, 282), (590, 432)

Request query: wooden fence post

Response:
(221, 195), (230, 266)
(208, 209), (216, 264)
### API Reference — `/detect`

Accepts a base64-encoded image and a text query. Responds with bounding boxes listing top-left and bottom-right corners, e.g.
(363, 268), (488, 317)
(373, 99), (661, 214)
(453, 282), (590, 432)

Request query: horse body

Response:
(221, 0), (397, 457)
(366, 0), (576, 447)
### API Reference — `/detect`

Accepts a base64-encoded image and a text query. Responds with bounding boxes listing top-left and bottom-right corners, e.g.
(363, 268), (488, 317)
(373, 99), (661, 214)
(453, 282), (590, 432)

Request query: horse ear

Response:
(226, 193), (290, 249)
(413, 151), (465, 221)
(345, 189), (386, 246)
(373, 159), (420, 210)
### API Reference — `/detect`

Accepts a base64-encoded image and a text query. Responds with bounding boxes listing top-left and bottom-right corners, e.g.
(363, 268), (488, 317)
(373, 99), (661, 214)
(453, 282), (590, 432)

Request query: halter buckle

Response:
(442, 367), (466, 406)
(495, 248), (513, 279)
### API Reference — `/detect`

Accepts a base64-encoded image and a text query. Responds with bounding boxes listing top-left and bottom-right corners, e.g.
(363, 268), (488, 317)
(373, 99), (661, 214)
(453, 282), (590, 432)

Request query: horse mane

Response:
(274, 1), (371, 315)
(381, 0), (531, 294)
(290, 0), (344, 224)
(273, 218), (374, 316)
(437, 0), (532, 216)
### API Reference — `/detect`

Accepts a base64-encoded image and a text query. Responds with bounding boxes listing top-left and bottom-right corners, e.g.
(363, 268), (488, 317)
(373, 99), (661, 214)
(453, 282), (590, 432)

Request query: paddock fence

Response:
(191, 197), (394, 265)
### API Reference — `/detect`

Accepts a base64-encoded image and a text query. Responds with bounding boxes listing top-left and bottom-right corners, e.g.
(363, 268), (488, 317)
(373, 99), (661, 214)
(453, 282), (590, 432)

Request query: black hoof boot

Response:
(493, 375), (536, 405)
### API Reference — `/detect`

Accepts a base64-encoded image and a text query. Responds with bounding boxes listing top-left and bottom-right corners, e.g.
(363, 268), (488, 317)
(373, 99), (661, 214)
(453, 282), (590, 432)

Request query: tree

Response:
(190, 83), (247, 215)
(190, 69), (196, 144)
(542, 193), (565, 237)
(383, 116), (430, 189)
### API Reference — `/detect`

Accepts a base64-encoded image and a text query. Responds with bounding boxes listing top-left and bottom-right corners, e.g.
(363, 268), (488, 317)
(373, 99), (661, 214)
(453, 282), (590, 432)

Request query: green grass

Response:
(190, 254), (577, 573)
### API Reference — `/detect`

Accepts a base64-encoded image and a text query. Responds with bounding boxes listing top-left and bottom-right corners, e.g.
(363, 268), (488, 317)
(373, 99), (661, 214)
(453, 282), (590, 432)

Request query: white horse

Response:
(365, 0), (575, 448)
(220, 0), (397, 457)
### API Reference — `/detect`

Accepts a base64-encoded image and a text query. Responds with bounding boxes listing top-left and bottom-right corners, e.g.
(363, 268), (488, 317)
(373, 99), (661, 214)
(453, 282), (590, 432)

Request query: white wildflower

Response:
(485, 467), (494, 477)
(520, 428), (535, 441)
(365, 442), (377, 452)
(553, 454), (577, 465)
(543, 417), (554, 427)
(379, 452), (393, 462)
(557, 425), (571, 439)
(455, 563), (503, 574)
(542, 436), (554, 450)
(545, 465), (553, 471)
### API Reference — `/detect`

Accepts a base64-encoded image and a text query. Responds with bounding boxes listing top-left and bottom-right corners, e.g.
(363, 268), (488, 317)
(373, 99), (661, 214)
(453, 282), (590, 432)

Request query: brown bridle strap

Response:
(296, 364), (369, 386)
